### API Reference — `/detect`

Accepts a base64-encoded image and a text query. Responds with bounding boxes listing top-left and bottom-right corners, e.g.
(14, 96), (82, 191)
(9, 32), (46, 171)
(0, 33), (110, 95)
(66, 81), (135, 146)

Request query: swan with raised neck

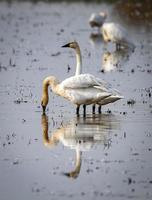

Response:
(62, 41), (82, 76)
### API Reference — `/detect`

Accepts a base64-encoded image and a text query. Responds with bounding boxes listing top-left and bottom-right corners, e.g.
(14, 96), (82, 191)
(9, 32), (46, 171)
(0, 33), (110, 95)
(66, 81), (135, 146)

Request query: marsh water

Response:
(0, 1), (152, 200)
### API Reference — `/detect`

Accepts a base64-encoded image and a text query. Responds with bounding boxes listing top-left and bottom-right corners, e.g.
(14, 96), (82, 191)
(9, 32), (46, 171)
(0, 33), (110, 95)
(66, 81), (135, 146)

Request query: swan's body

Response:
(41, 74), (111, 115)
(62, 41), (123, 113)
(101, 22), (135, 50)
(89, 12), (107, 29)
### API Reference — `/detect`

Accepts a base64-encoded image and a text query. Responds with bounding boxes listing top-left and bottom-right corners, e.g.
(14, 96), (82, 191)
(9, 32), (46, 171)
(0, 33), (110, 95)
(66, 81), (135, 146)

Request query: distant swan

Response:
(101, 22), (135, 50)
(41, 74), (111, 116)
(62, 41), (123, 113)
(89, 12), (107, 30)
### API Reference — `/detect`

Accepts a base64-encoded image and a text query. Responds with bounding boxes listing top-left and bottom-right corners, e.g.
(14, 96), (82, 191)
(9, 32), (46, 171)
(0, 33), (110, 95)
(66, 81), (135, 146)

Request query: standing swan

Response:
(101, 23), (135, 50)
(41, 75), (111, 116)
(62, 41), (123, 113)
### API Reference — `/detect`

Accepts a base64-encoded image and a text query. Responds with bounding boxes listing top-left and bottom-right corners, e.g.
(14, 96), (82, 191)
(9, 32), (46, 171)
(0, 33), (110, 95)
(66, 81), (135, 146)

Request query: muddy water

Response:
(0, 1), (152, 200)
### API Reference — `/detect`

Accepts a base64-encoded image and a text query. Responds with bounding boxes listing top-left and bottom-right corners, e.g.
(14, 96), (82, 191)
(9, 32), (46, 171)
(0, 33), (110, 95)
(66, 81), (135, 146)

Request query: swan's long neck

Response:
(43, 76), (59, 94)
(75, 46), (82, 76)
(42, 78), (50, 101)
(42, 114), (60, 148)
(41, 76), (59, 112)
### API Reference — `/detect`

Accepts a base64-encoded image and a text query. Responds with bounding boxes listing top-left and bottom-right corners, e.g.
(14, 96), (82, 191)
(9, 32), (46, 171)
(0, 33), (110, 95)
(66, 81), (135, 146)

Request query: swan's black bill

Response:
(42, 105), (46, 114)
(61, 43), (70, 48)
(61, 172), (78, 179)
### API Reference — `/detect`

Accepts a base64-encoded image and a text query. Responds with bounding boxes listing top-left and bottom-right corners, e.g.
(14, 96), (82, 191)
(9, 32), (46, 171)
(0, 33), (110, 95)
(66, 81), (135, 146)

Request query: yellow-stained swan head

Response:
(61, 41), (79, 50)
(41, 76), (59, 114)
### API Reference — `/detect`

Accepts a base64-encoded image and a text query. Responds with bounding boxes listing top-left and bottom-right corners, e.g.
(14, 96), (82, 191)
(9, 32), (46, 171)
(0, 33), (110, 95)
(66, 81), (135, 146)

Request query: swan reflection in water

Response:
(102, 48), (131, 72)
(41, 114), (120, 179)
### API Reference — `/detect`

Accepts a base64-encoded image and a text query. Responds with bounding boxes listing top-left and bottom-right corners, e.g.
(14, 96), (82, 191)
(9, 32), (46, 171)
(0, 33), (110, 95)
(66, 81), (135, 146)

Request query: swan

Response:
(101, 22), (135, 50)
(62, 41), (123, 113)
(89, 12), (107, 30)
(41, 75), (111, 116)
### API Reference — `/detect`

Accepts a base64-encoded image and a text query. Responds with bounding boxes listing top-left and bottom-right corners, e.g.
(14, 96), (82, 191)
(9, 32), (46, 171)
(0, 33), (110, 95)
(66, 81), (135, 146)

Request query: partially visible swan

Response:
(62, 41), (123, 113)
(41, 113), (120, 178)
(41, 75), (111, 116)
(101, 22), (135, 50)
(89, 12), (107, 30)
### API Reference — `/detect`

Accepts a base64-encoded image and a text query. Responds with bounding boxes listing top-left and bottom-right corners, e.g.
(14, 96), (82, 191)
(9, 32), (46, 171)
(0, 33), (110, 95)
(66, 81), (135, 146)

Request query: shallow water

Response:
(0, 1), (152, 200)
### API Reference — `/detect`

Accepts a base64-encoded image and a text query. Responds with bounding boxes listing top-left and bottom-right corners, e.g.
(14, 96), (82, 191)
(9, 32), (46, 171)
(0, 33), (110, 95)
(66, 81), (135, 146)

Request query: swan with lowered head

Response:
(62, 41), (123, 113)
(101, 22), (135, 50)
(41, 74), (111, 116)
(89, 12), (107, 30)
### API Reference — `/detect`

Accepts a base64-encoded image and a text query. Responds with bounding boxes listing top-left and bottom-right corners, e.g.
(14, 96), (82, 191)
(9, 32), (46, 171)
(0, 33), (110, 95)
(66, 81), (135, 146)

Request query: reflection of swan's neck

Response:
(75, 147), (81, 172)
(41, 114), (59, 148)
(75, 46), (82, 76)
(42, 114), (49, 145)
(64, 148), (82, 179)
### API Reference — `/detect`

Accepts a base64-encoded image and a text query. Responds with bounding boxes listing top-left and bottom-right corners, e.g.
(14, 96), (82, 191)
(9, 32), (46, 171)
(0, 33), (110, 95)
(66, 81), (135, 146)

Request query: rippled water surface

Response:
(0, 1), (152, 200)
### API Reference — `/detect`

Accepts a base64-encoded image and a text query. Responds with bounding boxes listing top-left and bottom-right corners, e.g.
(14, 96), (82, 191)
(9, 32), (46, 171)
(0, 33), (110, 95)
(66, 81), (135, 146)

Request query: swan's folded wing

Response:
(60, 74), (105, 89)
(95, 77), (112, 89)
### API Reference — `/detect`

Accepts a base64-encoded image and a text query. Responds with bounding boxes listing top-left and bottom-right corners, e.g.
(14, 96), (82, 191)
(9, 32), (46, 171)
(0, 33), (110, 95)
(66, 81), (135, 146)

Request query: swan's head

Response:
(62, 41), (79, 50)
(41, 76), (58, 114)
(41, 94), (49, 114)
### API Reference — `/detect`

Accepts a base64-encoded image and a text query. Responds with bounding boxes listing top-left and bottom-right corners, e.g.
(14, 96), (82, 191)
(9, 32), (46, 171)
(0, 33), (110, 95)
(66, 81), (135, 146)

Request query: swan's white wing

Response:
(65, 87), (111, 105)
(60, 73), (118, 94)
(60, 74), (106, 89)
(98, 94), (124, 105)
(102, 23), (126, 42)
(92, 76), (123, 96)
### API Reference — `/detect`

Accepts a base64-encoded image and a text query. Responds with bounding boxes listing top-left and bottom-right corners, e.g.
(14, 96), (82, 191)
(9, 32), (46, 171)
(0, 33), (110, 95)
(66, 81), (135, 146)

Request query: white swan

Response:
(101, 22), (135, 50)
(89, 12), (107, 30)
(62, 41), (123, 113)
(41, 75), (111, 116)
